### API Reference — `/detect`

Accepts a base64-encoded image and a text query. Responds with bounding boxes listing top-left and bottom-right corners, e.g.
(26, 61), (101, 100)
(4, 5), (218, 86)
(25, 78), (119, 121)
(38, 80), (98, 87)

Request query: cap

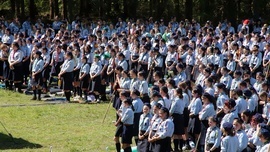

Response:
(223, 122), (233, 131)
(94, 54), (100, 59)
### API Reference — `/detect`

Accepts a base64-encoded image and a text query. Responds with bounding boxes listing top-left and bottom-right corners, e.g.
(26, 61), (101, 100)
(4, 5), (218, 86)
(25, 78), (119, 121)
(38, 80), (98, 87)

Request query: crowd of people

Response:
(1, 15), (270, 152)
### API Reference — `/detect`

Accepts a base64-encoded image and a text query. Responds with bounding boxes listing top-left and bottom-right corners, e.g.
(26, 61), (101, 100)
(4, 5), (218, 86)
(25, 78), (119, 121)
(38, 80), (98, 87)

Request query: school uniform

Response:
(221, 135), (239, 152)
(188, 97), (203, 134)
(107, 58), (115, 83)
(31, 58), (44, 86)
(174, 71), (186, 85)
(41, 53), (51, 80)
(152, 118), (174, 152)
(120, 77), (131, 90)
(118, 59), (128, 71)
(235, 97), (248, 114)
(51, 51), (65, 76)
(130, 78), (140, 92)
(8, 49), (23, 82)
(0, 51), (4, 77)
(220, 74), (232, 90)
(217, 92), (229, 110)
(21, 45), (30, 83)
(214, 54), (223, 72)
(170, 97), (185, 135)
(199, 103), (216, 128)
(230, 78), (242, 91)
(138, 52), (149, 73)
(121, 106), (134, 144)
(139, 80), (149, 103)
(79, 63), (90, 89)
(205, 126), (222, 152)
(60, 59), (75, 91)
(235, 129), (248, 152)
(132, 97), (144, 137)
(247, 98), (256, 113)
(249, 54), (261, 75)
(253, 81), (262, 94)
(73, 56), (82, 81)
(256, 143), (270, 152)
(148, 114), (162, 151)
(89, 61), (102, 92)
(153, 55), (163, 72)
(220, 109), (238, 128)
(137, 113), (152, 152)
(183, 92), (190, 128)
(226, 60), (236, 75)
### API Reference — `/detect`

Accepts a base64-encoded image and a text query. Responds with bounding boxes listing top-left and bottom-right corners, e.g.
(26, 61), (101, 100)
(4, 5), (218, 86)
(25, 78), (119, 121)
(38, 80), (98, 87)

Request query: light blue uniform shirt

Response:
(120, 78), (131, 90)
(249, 54), (261, 69)
(220, 74), (232, 90)
(220, 109), (238, 127)
(217, 92), (229, 109)
(235, 97), (248, 114)
(253, 81), (262, 94)
(170, 97), (185, 115)
(236, 130), (248, 152)
(148, 114), (161, 132)
(139, 113), (152, 132)
(32, 58), (44, 72)
(214, 54), (223, 67)
(226, 60), (236, 72)
(205, 126), (221, 148)
(221, 135), (239, 152)
(188, 98), (202, 115)
(199, 103), (216, 120)
(132, 98), (144, 113)
(139, 80), (148, 94)
(155, 118), (174, 139)
(155, 55), (164, 67)
(80, 63), (90, 74)
(61, 59), (75, 73)
(90, 62), (102, 76)
(183, 93), (190, 108)
(121, 106), (134, 125)
(118, 59), (128, 71)
(230, 78), (242, 91)
(130, 78), (140, 91)
(247, 98), (256, 113)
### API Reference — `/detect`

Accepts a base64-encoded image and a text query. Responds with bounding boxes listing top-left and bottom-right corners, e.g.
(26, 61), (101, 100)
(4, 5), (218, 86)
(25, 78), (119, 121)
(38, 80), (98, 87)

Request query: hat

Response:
(243, 89), (252, 98)
(243, 19), (250, 25)
(104, 52), (111, 59)
(94, 54), (100, 59)
(223, 122), (233, 131)
(224, 99), (236, 109)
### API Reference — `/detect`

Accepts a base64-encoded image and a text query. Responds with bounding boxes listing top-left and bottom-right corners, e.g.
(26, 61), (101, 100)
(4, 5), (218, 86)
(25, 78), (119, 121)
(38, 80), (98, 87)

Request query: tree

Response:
(62, 0), (67, 19)
(50, 0), (54, 19)
(54, 0), (59, 16)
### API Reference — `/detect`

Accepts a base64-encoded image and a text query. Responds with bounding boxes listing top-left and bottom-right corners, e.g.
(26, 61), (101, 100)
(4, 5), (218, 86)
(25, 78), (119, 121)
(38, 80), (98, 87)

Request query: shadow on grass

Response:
(0, 132), (42, 150)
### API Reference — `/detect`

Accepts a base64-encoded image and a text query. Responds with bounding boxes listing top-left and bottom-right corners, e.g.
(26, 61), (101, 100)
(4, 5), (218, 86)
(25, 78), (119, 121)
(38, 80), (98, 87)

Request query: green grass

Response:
(0, 90), (117, 152)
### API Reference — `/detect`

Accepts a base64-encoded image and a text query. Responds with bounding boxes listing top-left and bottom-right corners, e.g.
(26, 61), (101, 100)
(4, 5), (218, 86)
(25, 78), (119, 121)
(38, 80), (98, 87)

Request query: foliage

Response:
(0, 0), (270, 25)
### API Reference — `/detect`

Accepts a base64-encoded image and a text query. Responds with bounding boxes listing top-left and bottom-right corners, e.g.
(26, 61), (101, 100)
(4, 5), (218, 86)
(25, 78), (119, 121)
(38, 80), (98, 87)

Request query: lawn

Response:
(0, 89), (117, 152)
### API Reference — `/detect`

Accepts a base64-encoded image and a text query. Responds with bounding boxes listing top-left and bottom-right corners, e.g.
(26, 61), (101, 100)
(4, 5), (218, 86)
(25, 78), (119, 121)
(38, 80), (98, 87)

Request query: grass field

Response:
(0, 89), (118, 152)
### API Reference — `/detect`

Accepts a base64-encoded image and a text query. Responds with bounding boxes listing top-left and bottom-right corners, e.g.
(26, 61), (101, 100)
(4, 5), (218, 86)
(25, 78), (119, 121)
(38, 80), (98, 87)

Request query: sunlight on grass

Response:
(0, 90), (117, 152)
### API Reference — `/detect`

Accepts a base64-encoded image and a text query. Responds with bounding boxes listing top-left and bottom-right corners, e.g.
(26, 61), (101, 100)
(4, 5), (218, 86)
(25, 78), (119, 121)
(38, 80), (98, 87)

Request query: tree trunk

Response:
(15, 0), (21, 17)
(62, 0), (67, 19)
(50, 0), (54, 19)
(79, 0), (84, 16)
(54, 0), (59, 16)
(10, 0), (16, 17)
(29, 0), (35, 19)
(123, 0), (128, 19)
(185, 0), (193, 21)
(21, 0), (25, 18)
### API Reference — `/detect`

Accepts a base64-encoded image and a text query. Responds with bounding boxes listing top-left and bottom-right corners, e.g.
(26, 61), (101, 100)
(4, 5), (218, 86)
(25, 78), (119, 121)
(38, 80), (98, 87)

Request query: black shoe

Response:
(38, 97), (41, 101)
(31, 97), (37, 100)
